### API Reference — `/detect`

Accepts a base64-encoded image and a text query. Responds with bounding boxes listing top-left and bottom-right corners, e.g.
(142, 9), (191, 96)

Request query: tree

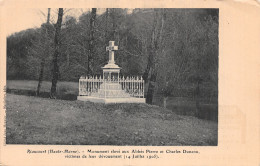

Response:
(50, 8), (64, 98)
(87, 8), (97, 75)
(36, 8), (51, 96)
(7, 29), (39, 80)
(6, 8), (218, 109)
(153, 9), (218, 109)
(143, 9), (166, 104)
(190, 14), (218, 116)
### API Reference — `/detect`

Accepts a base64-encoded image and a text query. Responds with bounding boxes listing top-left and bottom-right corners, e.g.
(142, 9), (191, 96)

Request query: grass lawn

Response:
(6, 80), (78, 100)
(6, 94), (217, 145)
(6, 80), (78, 94)
(6, 80), (218, 121)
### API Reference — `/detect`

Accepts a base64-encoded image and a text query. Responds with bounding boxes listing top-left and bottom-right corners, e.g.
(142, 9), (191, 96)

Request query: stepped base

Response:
(77, 96), (146, 104)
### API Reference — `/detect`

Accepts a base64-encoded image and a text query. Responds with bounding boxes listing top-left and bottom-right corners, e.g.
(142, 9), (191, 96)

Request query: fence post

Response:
(132, 77), (134, 96)
(122, 76), (124, 91)
(104, 78), (106, 98)
(92, 76), (94, 93)
(79, 78), (81, 96)
(143, 78), (144, 98)
(78, 75), (146, 99)
(137, 76), (139, 98)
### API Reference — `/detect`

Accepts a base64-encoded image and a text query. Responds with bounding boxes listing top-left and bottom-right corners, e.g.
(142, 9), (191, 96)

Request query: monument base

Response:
(77, 96), (146, 104)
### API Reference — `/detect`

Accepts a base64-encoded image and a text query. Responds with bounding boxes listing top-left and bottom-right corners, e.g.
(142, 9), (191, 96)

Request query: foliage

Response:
(7, 8), (218, 103)
(7, 29), (39, 79)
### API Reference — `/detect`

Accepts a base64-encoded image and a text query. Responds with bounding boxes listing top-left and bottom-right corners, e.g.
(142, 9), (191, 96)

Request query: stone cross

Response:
(106, 41), (118, 64)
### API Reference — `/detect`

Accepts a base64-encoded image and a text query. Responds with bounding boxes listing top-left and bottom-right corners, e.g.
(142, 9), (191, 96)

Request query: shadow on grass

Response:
(170, 105), (218, 122)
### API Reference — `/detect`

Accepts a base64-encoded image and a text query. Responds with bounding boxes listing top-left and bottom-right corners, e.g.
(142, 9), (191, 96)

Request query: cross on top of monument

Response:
(106, 41), (118, 64)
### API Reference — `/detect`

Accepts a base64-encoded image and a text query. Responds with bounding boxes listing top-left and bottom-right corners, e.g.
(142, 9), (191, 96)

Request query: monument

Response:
(77, 41), (146, 104)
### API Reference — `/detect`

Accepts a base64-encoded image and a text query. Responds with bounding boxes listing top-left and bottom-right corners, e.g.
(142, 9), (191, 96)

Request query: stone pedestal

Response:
(77, 41), (146, 104)
(77, 96), (145, 104)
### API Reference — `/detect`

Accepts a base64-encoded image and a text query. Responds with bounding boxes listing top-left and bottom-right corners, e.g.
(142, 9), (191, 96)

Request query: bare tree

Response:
(105, 8), (109, 39)
(36, 8), (51, 96)
(144, 9), (166, 104)
(87, 8), (97, 75)
(50, 8), (63, 98)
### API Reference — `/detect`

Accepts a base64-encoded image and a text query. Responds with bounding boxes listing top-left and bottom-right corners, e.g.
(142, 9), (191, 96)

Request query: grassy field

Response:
(6, 80), (78, 100)
(6, 80), (218, 120)
(6, 94), (217, 145)
(6, 80), (78, 95)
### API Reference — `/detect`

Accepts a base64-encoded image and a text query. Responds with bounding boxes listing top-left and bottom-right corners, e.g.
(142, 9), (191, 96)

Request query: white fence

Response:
(79, 76), (145, 98)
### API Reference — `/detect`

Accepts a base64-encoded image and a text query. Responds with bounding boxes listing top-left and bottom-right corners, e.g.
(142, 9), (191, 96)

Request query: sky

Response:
(4, 8), (135, 36)
(6, 8), (45, 36)
(4, 8), (134, 36)
(5, 8), (97, 36)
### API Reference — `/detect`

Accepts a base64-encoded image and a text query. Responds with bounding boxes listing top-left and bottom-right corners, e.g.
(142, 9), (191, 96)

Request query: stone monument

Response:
(77, 41), (145, 104)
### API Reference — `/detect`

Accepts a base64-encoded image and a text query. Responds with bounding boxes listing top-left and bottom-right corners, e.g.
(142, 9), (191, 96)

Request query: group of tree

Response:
(7, 8), (218, 110)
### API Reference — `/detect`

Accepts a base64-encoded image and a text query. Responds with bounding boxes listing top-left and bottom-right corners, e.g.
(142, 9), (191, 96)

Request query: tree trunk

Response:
(66, 49), (70, 67)
(111, 9), (116, 41)
(195, 79), (201, 117)
(87, 8), (96, 76)
(146, 69), (157, 104)
(50, 8), (63, 99)
(163, 96), (168, 108)
(144, 9), (165, 104)
(36, 8), (51, 96)
(47, 8), (50, 24)
(142, 44), (153, 82)
(105, 8), (109, 39)
(36, 59), (45, 96)
(144, 38), (156, 104)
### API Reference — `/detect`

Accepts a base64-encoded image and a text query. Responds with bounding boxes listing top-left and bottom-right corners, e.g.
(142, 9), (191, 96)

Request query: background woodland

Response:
(6, 8), (218, 115)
